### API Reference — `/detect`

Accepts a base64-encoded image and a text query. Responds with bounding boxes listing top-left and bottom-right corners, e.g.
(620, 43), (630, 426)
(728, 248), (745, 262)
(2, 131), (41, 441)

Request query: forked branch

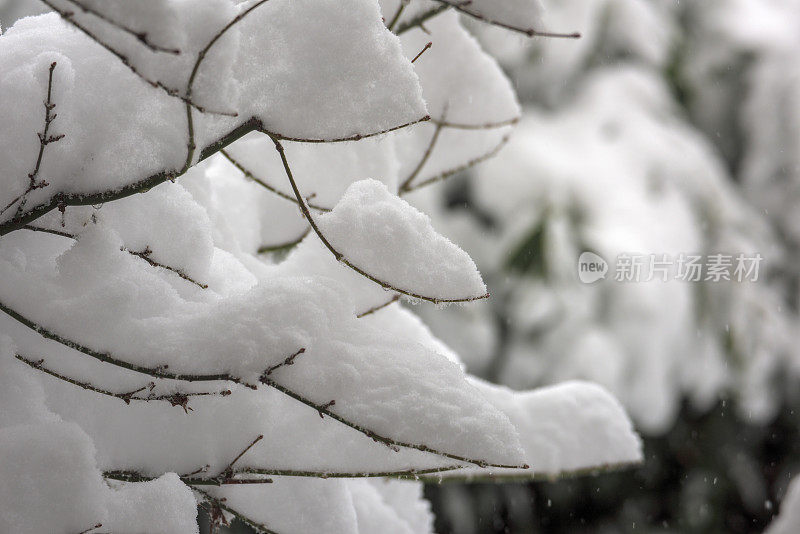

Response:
(15, 354), (230, 412)
(269, 136), (489, 305)
(0, 62), (62, 220)
(62, 0), (180, 54)
(400, 133), (511, 195)
(432, 0), (581, 38)
(0, 298), (524, 469)
(194, 487), (279, 534)
(220, 149), (331, 212)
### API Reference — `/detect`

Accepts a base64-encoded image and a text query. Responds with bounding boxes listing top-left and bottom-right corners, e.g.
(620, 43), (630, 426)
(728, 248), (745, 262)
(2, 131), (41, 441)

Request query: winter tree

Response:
(0, 1), (642, 532)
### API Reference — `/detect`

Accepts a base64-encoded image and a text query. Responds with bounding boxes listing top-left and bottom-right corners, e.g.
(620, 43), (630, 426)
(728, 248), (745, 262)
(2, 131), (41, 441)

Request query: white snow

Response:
(317, 179), (487, 302)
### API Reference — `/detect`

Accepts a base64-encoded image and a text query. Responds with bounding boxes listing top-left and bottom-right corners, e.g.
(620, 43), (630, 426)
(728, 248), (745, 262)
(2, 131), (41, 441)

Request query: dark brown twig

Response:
(76, 524), (104, 534)
(62, 0), (180, 54)
(259, 374), (525, 469)
(15, 354), (231, 412)
(0, 117), (429, 237)
(395, 4), (449, 35)
(399, 114), (446, 193)
(39, 0), (236, 116)
(0, 298), (253, 383)
(1, 62), (62, 219)
(123, 246), (209, 289)
(220, 149), (331, 212)
(269, 135), (489, 304)
(261, 348), (305, 377)
(19, 225), (208, 289)
(386, 1), (407, 32)
(356, 295), (401, 318)
(433, 0), (581, 38)
(429, 116), (519, 130)
(194, 487), (279, 534)
(2, 295), (523, 468)
(400, 134), (510, 195)
(257, 228), (310, 255)
(411, 41), (432, 63)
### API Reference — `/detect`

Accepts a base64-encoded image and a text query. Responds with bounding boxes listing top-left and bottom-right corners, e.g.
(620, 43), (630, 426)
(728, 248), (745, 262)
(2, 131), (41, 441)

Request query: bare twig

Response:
(260, 115), (430, 144)
(261, 348), (305, 377)
(257, 228), (310, 255)
(220, 150), (331, 212)
(62, 0), (180, 54)
(395, 5), (449, 35)
(356, 295), (401, 318)
(221, 435), (264, 479)
(39, 0), (235, 116)
(411, 41), (432, 63)
(269, 135), (489, 304)
(433, 0), (581, 38)
(2, 297), (522, 468)
(399, 117), (446, 193)
(1, 62), (62, 219)
(429, 116), (519, 130)
(386, 1), (407, 32)
(400, 134), (510, 195)
(19, 225), (208, 289)
(0, 299), (253, 383)
(105, 470), (273, 487)
(76, 524), (104, 534)
(123, 246), (208, 289)
(235, 465), (464, 480)
(15, 354), (231, 412)
(194, 488), (280, 534)
(259, 374), (525, 469)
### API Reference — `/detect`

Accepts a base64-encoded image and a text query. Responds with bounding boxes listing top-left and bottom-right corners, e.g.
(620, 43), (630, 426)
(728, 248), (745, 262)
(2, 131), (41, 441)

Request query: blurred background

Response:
(4, 0), (799, 532)
(405, 0), (800, 531)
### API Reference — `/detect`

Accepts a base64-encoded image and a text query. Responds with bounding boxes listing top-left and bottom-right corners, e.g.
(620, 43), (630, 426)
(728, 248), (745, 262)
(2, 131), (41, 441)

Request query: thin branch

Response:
(20, 224), (75, 239)
(15, 354), (230, 412)
(257, 228), (310, 255)
(400, 134), (510, 195)
(386, 1), (407, 32)
(416, 461), (641, 484)
(429, 116), (519, 130)
(19, 225), (208, 289)
(222, 435), (264, 477)
(105, 470), (273, 487)
(1, 115), (428, 238)
(39, 0), (235, 116)
(123, 246), (208, 289)
(2, 297), (521, 468)
(411, 41), (432, 63)
(76, 524), (104, 534)
(194, 487), (280, 534)
(220, 149), (331, 212)
(261, 348), (305, 377)
(62, 0), (180, 54)
(269, 135), (489, 305)
(395, 5), (449, 35)
(259, 375), (525, 469)
(1, 62), (62, 219)
(235, 465), (464, 480)
(0, 299), (250, 383)
(399, 117), (445, 193)
(356, 295), (400, 318)
(433, 0), (581, 39)
(261, 115), (430, 144)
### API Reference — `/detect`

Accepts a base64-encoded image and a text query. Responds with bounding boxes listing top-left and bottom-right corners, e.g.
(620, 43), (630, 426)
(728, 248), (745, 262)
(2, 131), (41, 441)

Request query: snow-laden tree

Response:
(0, 1), (642, 532)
